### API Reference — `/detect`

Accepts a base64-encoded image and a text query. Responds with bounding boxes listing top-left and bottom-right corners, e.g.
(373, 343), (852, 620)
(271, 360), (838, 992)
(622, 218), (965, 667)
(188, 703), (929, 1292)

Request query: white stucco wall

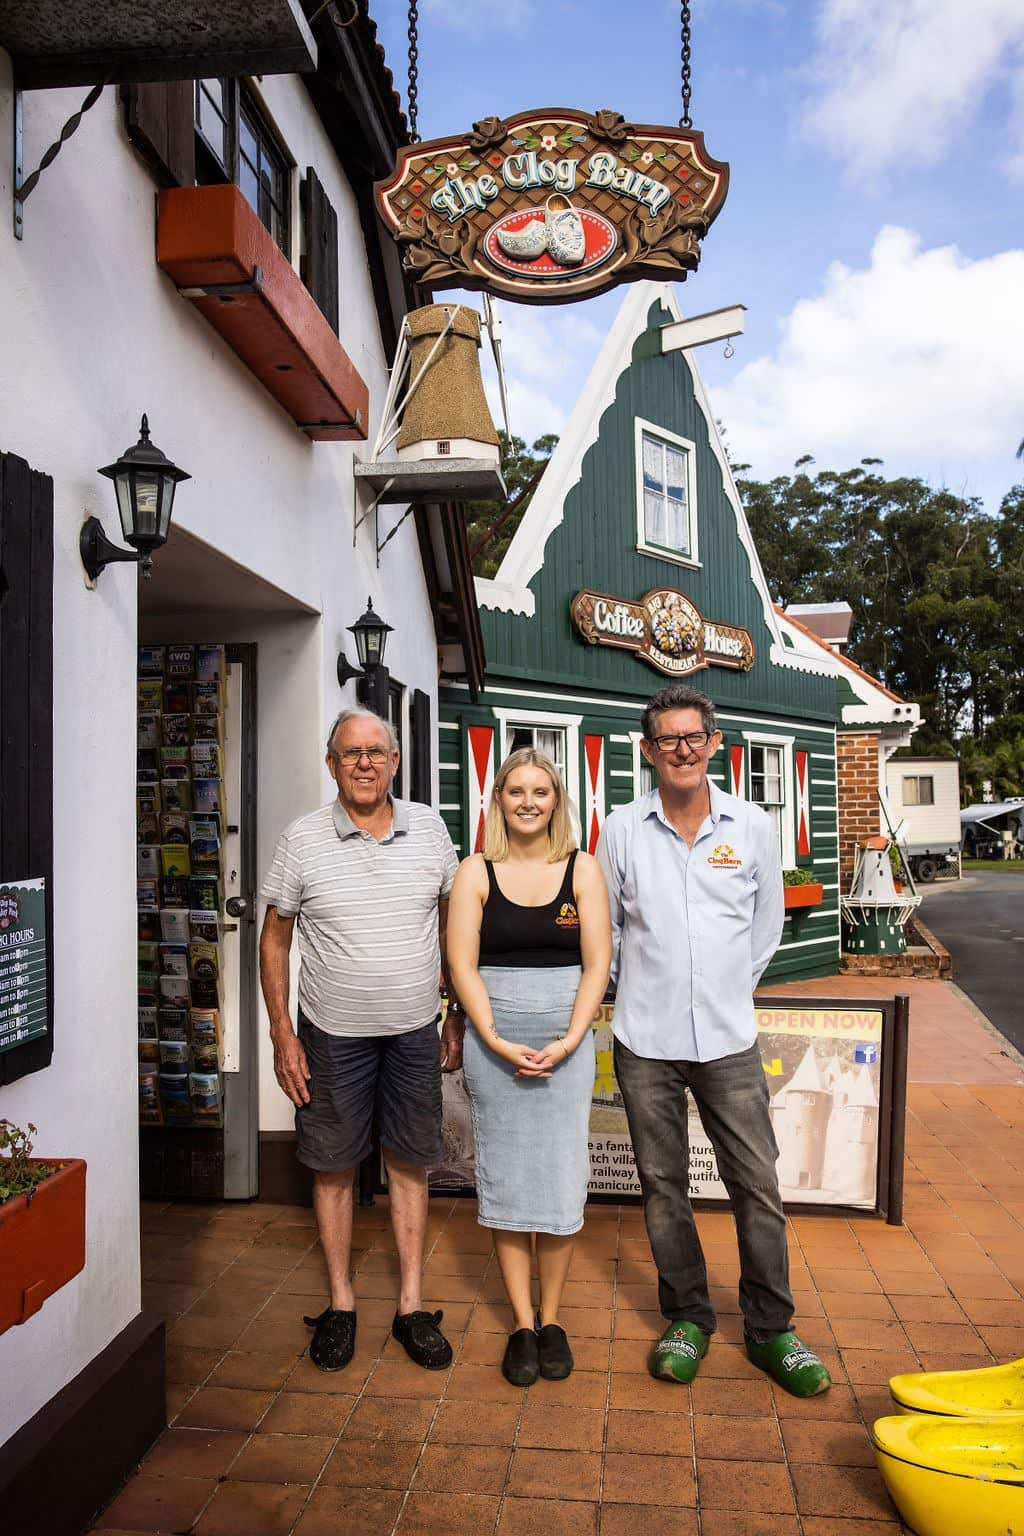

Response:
(0, 60), (437, 1445)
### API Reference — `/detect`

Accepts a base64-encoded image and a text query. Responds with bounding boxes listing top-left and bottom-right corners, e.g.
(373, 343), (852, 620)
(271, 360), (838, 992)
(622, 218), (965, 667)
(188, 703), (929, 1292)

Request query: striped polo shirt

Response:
(261, 796), (458, 1037)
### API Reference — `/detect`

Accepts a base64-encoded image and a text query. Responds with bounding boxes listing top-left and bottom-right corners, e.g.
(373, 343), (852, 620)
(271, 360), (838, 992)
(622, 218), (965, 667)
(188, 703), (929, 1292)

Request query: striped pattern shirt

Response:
(261, 797), (458, 1037)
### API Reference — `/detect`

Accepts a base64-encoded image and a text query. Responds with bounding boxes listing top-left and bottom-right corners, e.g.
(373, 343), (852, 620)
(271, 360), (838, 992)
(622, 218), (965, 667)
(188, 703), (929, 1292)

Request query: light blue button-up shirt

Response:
(596, 781), (785, 1062)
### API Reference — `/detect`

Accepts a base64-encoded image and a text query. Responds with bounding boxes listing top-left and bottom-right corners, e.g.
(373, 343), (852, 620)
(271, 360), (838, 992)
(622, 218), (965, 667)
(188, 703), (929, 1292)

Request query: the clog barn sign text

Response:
(375, 109), (729, 305)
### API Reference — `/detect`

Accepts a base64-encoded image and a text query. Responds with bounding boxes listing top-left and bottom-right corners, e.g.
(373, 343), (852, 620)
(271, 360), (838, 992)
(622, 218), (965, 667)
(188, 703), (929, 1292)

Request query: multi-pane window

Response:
(195, 80), (290, 253)
(509, 724), (567, 781)
(749, 743), (786, 850)
(903, 775), (934, 806)
(640, 429), (692, 557)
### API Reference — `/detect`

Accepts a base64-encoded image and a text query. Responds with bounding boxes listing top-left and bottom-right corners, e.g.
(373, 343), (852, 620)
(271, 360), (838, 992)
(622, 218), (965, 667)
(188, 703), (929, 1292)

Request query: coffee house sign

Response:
(571, 588), (754, 678)
(375, 108), (728, 305)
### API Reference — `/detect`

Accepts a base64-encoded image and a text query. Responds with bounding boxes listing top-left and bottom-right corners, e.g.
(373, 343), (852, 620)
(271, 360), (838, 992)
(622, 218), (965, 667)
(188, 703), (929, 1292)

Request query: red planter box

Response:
(156, 184), (369, 442)
(784, 882), (824, 911)
(0, 1158), (86, 1334)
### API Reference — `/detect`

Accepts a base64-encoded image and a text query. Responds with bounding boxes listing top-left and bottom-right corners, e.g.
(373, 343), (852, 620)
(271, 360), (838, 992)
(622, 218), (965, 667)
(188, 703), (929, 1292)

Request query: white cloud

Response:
(478, 298), (608, 448)
(803, 0), (1024, 182)
(710, 226), (1024, 505)
(423, 0), (538, 33)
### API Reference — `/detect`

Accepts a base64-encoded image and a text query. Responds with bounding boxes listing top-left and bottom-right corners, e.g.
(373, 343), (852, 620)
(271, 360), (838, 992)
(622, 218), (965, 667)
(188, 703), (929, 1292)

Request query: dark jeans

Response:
(614, 1037), (794, 1337)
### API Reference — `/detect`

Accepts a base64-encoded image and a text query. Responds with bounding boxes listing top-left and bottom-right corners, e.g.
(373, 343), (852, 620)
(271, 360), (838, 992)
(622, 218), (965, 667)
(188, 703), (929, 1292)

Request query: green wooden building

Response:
(438, 283), (843, 980)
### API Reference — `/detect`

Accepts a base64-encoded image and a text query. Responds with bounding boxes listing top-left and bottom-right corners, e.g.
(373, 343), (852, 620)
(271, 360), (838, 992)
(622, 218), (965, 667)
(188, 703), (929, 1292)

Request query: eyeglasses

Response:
(335, 747), (390, 764)
(650, 732), (713, 754)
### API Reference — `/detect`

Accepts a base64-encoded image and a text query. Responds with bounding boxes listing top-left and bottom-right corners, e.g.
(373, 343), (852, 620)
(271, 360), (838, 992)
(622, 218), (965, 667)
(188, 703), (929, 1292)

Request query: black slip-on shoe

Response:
(537, 1323), (574, 1380)
(303, 1307), (356, 1371)
(502, 1326), (540, 1386)
(391, 1308), (453, 1370)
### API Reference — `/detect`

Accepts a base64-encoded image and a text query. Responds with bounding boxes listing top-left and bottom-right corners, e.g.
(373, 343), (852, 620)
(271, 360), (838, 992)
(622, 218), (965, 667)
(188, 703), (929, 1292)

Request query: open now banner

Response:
(432, 995), (905, 1219)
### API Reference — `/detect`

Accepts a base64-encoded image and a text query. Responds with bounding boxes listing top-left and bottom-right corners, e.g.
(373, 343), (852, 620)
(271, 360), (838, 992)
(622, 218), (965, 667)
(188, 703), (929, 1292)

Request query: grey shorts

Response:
(295, 1010), (443, 1172)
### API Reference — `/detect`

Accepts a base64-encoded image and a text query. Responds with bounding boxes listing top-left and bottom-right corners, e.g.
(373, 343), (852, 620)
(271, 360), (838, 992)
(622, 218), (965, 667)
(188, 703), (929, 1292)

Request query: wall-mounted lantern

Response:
(80, 415), (190, 581)
(337, 597), (394, 716)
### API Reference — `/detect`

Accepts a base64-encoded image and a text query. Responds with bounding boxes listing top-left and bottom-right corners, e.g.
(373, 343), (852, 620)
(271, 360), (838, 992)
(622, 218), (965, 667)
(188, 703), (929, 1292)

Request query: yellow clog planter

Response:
(873, 1413), (1024, 1536)
(889, 1357), (1024, 1419)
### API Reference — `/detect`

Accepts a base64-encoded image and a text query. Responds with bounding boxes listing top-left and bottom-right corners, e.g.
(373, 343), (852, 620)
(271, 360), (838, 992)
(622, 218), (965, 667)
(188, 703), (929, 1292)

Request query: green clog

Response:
(649, 1319), (710, 1383)
(745, 1329), (831, 1397)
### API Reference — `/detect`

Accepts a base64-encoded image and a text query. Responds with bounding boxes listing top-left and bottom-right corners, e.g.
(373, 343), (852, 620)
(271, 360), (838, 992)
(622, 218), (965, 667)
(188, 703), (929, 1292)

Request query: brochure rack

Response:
(136, 644), (227, 1128)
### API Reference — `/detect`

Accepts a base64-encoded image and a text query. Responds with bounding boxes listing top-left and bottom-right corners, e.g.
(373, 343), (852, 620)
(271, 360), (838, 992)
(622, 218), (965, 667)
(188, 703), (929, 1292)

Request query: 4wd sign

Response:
(375, 108), (728, 305)
(571, 588), (754, 677)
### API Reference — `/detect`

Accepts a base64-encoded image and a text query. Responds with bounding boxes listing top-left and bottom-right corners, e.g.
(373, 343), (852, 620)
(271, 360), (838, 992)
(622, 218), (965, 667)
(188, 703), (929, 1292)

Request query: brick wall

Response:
(838, 730), (880, 891)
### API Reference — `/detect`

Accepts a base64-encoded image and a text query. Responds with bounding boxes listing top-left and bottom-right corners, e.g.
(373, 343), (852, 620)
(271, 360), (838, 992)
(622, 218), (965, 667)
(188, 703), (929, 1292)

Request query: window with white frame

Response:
(508, 724), (567, 780)
(744, 733), (796, 867)
(903, 775), (934, 806)
(493, 708), (582, 837)
(635, 418), (698, 564)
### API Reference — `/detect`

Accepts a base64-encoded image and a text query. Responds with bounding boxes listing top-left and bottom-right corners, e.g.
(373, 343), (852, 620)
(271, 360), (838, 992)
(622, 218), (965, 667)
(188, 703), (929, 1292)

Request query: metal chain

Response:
(407, 0), (420, 143)
(679, 0), (693, 129)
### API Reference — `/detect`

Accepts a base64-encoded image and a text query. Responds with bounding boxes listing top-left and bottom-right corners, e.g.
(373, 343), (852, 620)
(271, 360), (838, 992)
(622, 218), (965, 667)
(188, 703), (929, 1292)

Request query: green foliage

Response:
(782, 868), (812, 886)
(463, 432), (558, 579)
(0, 1119), (53, 1204)
(738, 461), (1024, 764)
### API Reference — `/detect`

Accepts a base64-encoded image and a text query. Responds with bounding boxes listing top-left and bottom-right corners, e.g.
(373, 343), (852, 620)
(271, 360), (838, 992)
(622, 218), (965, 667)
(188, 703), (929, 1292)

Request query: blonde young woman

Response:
(447, 749), (611, 1385)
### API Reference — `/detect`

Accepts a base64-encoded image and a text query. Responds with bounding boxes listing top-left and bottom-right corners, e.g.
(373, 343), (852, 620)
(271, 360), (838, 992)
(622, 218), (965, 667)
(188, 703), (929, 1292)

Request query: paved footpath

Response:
(93, 976), (1024, 1536)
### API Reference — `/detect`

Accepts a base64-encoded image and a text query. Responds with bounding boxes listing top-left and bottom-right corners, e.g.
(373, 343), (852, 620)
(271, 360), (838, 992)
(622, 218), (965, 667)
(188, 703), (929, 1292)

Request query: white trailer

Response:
(884, 757), (962, 881)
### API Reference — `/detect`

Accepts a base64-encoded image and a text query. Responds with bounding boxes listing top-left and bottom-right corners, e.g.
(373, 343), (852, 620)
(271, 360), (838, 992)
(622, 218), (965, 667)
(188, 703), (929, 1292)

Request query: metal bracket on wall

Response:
(352, 462), (395, 556)
(12, 76), (112, 241)
(376, 503), (415, 564)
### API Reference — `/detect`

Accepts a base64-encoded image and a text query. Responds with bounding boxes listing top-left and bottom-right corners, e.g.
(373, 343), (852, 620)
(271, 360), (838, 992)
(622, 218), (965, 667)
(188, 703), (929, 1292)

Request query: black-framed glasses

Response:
(650, 731), (713, 754)
(335, 746), (390, 764)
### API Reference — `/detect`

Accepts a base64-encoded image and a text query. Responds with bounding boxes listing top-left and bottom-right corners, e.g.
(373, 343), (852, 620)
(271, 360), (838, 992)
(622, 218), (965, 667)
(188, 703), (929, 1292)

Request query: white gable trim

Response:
(477, 282), (665, 619)
(476, 282), (832, 680)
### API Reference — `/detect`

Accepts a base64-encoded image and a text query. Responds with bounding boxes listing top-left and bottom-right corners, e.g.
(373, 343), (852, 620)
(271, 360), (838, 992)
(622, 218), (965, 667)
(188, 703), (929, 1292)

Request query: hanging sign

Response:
(0, 878), (48, 1055)
(571, 587), (754, 677)
(375, 108), (728, 305)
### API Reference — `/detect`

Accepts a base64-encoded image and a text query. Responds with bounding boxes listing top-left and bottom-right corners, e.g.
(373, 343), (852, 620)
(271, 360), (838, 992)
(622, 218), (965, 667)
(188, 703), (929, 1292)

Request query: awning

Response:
(960, 800), (1024, 827)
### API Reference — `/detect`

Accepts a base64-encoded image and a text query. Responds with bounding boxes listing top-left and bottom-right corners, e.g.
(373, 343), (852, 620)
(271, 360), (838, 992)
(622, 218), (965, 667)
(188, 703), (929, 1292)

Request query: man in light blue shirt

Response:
(597, 683), (831, 1398)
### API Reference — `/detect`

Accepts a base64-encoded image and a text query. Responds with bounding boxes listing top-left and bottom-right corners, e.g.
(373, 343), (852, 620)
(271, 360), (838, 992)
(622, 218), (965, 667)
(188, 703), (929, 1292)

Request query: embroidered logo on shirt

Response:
(707, 842), (742, 869)
(555, 901), (580, 928)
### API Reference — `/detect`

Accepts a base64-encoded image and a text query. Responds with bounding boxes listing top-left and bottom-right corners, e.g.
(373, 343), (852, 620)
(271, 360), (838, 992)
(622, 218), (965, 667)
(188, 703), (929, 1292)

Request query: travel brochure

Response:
(136, 644), (228, 1128)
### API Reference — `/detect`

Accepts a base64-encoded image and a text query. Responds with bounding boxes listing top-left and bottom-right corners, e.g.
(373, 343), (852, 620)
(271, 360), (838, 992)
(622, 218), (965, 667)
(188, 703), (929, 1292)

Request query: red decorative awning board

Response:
(156, 185), (368, 442)
(584, 734), (606, 854)
(467, 725), (495, 853)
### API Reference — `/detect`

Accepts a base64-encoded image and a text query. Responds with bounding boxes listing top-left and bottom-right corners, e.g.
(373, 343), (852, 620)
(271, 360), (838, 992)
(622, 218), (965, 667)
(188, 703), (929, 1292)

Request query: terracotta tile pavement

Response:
(94, 977), (1024, 1534)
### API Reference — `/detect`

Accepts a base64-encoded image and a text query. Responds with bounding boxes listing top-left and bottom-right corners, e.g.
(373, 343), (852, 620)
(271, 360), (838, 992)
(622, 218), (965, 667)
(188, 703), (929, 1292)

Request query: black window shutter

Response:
(0, 451), (54, 1085)
(411, 690), (432, 806)
(301, 167), (340, 333)
(122, 81), (196, 188)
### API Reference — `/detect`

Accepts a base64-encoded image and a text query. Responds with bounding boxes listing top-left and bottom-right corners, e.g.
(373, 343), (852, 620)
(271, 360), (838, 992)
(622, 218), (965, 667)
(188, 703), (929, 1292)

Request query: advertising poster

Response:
(431, 999), (885, 1211)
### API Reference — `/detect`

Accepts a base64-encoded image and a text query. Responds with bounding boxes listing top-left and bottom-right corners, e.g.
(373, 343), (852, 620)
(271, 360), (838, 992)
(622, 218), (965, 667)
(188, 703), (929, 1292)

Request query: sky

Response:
(370, 0), (1024, 514)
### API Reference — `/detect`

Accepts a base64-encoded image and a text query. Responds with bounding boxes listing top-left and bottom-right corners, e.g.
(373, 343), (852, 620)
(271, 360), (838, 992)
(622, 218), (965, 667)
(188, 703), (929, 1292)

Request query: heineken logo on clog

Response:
(375, 109), (729, 305)
(664, 1335), (699, 1359)
(782, 1349), (817, 1371)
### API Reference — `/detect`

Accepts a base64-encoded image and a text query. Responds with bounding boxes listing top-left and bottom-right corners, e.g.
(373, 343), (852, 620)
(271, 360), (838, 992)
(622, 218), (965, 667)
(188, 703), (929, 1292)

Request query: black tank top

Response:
(478, 852), (582, 967)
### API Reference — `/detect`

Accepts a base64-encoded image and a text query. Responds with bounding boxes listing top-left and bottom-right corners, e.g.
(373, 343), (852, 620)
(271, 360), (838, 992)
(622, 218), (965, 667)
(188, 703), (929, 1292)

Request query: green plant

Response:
(0, 1120), (53, 1204)
(889, 844), (909, 882)
(782, 868), (811, 886)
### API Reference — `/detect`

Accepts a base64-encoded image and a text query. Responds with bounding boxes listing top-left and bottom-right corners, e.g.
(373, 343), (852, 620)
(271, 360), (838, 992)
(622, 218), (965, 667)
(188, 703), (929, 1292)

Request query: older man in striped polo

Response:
(260, 707), (462, 1373)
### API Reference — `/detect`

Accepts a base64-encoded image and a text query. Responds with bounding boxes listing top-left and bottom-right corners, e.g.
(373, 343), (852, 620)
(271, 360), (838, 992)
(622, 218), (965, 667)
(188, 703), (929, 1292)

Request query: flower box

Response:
(0, 1158), (86, 1335)
(784, 882), (824, 911)
(156, 184), (369, 442)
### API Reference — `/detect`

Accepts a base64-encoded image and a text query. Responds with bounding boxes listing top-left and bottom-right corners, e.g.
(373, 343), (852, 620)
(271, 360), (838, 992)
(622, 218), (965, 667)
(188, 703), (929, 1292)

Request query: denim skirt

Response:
(462, 965), (594, 1235)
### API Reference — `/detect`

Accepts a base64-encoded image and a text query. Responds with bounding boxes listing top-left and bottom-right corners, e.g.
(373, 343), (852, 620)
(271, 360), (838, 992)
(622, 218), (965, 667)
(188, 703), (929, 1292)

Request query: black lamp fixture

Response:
(336, 597), (394, 688)
(81, 414), (190, 581)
